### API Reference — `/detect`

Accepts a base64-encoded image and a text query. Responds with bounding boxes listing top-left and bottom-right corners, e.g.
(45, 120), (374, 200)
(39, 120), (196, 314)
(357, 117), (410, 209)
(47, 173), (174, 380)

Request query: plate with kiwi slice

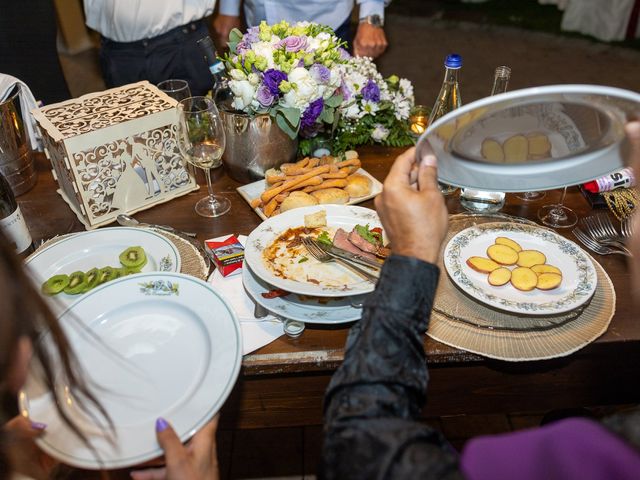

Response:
(26, 227), (181, 308)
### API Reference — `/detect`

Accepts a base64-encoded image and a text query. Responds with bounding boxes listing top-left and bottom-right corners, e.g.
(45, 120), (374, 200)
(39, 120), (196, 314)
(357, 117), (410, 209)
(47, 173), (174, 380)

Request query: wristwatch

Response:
(359, 14), (384, 28)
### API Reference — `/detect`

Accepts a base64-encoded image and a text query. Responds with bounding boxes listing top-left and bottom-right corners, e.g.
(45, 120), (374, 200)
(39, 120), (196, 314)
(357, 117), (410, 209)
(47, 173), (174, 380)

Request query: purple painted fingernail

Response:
(155, 417), (169, 432)
(31, 421), (47, 430)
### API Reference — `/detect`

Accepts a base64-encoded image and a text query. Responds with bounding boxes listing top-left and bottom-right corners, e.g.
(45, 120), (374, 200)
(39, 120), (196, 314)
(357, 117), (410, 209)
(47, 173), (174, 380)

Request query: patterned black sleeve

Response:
(321, 255), (464, 480)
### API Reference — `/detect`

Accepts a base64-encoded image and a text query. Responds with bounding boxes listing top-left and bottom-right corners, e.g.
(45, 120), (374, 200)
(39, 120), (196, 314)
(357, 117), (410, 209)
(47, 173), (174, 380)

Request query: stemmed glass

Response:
(177, 96), (231, 218)
(537, 187), (577, 228)
(158, 79), (192, 102)
(516, 191), (546, 202)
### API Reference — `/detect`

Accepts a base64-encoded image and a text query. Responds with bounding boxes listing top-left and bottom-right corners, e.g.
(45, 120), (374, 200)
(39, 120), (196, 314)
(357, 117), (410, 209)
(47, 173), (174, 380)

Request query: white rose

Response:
(343, 102), (361, 120)
(248, 73), (260, 86)
(252, 41), (275, 69)
(282, 67), (320, 109)
(371, 124), (389, 142)
(229, 69), (247, 81)
(229, 79), (257, 111)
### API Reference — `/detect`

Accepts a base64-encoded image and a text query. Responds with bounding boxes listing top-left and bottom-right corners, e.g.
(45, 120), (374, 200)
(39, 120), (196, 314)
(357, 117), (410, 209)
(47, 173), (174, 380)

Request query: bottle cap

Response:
(445, 54), (462, 69)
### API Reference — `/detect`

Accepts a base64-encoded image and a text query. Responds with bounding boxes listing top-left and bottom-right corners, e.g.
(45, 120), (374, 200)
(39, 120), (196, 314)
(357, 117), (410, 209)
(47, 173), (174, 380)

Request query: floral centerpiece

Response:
(323, 56), (416, 155)
(223, 21), (347, 140)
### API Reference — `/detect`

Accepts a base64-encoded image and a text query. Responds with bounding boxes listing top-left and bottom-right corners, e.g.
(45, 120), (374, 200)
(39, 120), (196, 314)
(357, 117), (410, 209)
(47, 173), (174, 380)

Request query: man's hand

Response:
(374, 147), (448, 264)
(213, 14), (242, 48)
(131, 416), (220, 480)
(353, 23), (388, 59)
(624, 121), (640, 295)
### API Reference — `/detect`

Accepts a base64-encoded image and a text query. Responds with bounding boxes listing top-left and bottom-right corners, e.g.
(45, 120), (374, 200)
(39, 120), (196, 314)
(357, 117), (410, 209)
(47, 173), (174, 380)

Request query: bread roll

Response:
(344, 173), (372, 198)
(280, 191), (318, 212)
(310, 188), (350, 205)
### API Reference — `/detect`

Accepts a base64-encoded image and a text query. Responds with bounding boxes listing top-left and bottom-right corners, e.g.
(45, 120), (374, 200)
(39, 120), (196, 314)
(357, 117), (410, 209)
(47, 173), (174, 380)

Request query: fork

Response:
(301, 238), (379, 283)
(572, 227), (632, 257)
(621, 216), (636, 239)
(580, 213), (630, 252)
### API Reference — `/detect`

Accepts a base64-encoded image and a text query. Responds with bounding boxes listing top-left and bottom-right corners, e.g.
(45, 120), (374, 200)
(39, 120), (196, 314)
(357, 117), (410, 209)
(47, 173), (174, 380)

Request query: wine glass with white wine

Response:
(177, 96), (230, 218)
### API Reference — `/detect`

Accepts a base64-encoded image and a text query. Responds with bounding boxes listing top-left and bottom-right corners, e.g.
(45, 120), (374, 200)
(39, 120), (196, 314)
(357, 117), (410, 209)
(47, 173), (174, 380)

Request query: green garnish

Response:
(355, 224), (381, 245)
(317, 231), (332, 247)
(298, 256), (309, 263)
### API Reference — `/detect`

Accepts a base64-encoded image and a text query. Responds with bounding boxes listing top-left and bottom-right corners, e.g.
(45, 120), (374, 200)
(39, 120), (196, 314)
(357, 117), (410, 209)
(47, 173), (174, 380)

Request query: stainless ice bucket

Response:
(0, 86), (37, 196)
(220, 110), (298, 183)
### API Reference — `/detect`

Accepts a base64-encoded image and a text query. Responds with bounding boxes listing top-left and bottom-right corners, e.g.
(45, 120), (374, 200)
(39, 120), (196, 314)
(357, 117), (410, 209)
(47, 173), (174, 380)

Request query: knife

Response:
(315, 241), (383, 270)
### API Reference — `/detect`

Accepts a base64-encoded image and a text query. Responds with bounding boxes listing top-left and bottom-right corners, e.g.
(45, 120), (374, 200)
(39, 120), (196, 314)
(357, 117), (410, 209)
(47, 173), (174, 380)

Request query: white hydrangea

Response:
(230, 79), (257, 111)
(251, 41), (276, 69)
(371, 124), (390, 142)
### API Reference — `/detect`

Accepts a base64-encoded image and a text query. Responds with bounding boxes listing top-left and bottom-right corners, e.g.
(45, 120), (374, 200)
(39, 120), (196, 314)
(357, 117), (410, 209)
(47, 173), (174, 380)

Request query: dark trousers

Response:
(99, 20), (213, 96)
(334, 16), (353, 52)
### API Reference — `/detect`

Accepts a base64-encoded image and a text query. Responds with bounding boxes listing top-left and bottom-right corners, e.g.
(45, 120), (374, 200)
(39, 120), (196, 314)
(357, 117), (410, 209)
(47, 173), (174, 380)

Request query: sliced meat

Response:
(376, 246), (391, 258)
(333, 228), (377, 260)
(348, 229), (378, 254)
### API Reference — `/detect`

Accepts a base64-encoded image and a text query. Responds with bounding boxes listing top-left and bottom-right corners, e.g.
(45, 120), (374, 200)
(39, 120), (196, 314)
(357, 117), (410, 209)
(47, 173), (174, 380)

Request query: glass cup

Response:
(537, 187), (577, 228)
(409, 105), (429, 138)
(158, 79), (192, 102)
(177, 96), (231, 218)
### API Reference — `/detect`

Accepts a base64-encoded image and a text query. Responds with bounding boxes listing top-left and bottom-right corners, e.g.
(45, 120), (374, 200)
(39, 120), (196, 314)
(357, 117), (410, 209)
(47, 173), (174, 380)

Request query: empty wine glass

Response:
(177, 96), (230, 218)
(516, 191), (546, 201)
(537, 187), (577, 228)
(158, 79), (192, 102)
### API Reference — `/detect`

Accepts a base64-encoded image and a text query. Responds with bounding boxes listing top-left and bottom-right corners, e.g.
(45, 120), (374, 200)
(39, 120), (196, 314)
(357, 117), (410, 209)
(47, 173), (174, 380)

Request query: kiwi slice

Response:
(63, 271), (87, 295)
(81, 268), (101, 293)
(119, 246), (147, 269)
(42, 274), (70, 296)
(96, 266), (118, 285)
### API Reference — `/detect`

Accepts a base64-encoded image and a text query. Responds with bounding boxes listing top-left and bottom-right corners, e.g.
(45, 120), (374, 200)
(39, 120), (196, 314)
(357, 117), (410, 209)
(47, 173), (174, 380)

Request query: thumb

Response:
(417, 153), (439, 192)
(155, 418), (188, 468)
(625, 120), (640, 155)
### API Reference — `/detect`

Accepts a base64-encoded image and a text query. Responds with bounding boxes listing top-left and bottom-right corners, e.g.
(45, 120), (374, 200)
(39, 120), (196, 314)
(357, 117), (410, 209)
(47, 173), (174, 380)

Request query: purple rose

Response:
(262, 69), (288, 95)
(256, 85), (275, 107)
(300, 98), (324, 130)
(361, 79), (380, 103)
(279, 35), (308, 53)
(310, 64), (331, 84)
(244, 26), (260, 44)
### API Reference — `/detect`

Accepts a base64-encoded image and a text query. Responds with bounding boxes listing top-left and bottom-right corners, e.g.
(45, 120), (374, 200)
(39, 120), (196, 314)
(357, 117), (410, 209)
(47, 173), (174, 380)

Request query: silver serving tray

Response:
(416, 84), (640, 192)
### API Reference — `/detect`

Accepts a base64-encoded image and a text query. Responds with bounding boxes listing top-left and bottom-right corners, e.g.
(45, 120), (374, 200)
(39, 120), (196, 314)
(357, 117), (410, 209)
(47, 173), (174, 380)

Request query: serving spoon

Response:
(116, 214), (198, 238)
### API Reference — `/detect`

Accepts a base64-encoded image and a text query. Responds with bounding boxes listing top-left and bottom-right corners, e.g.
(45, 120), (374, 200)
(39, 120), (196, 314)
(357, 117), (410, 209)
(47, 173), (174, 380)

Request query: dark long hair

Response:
(0, 230), (109, 474)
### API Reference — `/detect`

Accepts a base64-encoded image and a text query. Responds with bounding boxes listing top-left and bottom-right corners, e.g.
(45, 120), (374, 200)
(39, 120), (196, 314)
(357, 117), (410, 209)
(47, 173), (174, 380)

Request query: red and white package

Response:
(205, 235), (244, 277)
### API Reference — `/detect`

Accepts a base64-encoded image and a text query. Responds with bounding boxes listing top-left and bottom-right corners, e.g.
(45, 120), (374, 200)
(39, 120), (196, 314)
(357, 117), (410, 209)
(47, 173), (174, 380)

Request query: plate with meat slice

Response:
(245, 205), (387, 297)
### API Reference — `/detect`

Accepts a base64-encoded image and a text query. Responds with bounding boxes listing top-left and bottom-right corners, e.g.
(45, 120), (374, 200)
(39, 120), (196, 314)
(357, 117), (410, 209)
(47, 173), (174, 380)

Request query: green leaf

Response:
(324, 94), (343, 108)
(229, 28), (244, 44)
(319, 108), (333, 124)
(274, 107), (300, 139)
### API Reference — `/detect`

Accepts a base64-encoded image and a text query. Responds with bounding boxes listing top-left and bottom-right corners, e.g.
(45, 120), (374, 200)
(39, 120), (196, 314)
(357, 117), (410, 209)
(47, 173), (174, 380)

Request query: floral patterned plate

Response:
(443, 222), (598, 315)
(20, 272), (242, 469)
(25, 227), (181, 311)
(245, 205), (382, 297)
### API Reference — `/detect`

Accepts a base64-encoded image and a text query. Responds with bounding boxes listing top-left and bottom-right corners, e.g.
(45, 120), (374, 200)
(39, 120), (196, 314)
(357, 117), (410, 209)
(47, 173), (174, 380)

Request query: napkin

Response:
(0, 73), (42, 151)
(208, 235), (284, 355)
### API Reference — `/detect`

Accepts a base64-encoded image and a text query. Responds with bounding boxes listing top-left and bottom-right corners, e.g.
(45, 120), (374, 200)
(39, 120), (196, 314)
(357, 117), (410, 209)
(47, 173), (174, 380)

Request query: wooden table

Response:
(19, 147), (640, 430)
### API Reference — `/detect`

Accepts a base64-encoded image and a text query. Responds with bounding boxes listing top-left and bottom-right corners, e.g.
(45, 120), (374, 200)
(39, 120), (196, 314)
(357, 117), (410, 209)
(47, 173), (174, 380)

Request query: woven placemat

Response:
(427, 215), (616, 361)
(33, 229), (209, 280)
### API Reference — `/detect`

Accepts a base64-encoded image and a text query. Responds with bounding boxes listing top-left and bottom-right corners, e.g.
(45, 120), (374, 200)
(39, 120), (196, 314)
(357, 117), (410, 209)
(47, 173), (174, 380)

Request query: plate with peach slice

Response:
(445, 222), (597, 315)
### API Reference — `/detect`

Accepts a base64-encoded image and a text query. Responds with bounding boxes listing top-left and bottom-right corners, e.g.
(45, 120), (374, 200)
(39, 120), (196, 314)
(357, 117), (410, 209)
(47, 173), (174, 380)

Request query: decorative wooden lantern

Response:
(32, 81), (198, 229)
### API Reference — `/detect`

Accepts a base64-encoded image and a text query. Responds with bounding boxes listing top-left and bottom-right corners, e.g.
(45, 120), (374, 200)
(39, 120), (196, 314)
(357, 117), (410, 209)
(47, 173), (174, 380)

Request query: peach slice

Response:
(467, 256), (501, 273)
(511, 267), (538, 291)
(487, 244), (519, 265)
(488, 267), (512, 286)
(517, 250), (546, 268)
(536, 272), (563, 290)
(495, 236), (522, 253)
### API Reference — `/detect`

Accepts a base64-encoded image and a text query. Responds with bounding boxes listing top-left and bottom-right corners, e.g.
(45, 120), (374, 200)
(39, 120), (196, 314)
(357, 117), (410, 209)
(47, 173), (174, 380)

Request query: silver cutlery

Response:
(116, 214), (198, 238)
(324, 244), (382, 270)
(580, 213), (632, 254)
(621, 216), (636, 239)
(302, 237), (379, 283)
(573, 227), (632, 257)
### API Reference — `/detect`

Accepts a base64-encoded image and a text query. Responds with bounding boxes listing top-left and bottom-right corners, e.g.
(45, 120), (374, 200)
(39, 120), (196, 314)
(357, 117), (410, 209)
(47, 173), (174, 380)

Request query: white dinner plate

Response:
(20, 272), (242, 469)
(236, 168), (382, 220)
(443, 222), (597, 315)
(245, 205), (382, 297)
(242, 263), (364, 324)
(417, 84), (640, 191)
(25, 227), (181, 309)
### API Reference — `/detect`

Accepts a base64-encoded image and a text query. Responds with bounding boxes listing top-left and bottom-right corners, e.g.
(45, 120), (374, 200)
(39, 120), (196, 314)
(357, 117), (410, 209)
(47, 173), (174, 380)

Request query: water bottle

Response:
(429, 54), (463, 196)
(197, 36), (234, 111)
(0, 170), (34, 257)
(460, 66), (511, 213)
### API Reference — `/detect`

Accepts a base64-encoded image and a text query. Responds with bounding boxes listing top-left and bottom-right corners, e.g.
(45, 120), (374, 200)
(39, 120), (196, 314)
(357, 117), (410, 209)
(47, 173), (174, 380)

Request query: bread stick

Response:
(281, 163), (311, 176)
(250, 197), (263, 209)
(263, 197), (278, 217)
(260, 165), (330, 203)
(335, 158), (360, 169)
(274, 192), (290, 203)
(302, 178), (348, 193)
(321, 167), (350, 179)
(306, 157), (320, 168)
(283, 176), (323, 191)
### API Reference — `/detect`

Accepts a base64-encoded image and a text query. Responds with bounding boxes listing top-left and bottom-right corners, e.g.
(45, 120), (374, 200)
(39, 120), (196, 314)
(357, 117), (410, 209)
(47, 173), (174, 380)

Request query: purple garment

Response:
(461, 418), (640, 480)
